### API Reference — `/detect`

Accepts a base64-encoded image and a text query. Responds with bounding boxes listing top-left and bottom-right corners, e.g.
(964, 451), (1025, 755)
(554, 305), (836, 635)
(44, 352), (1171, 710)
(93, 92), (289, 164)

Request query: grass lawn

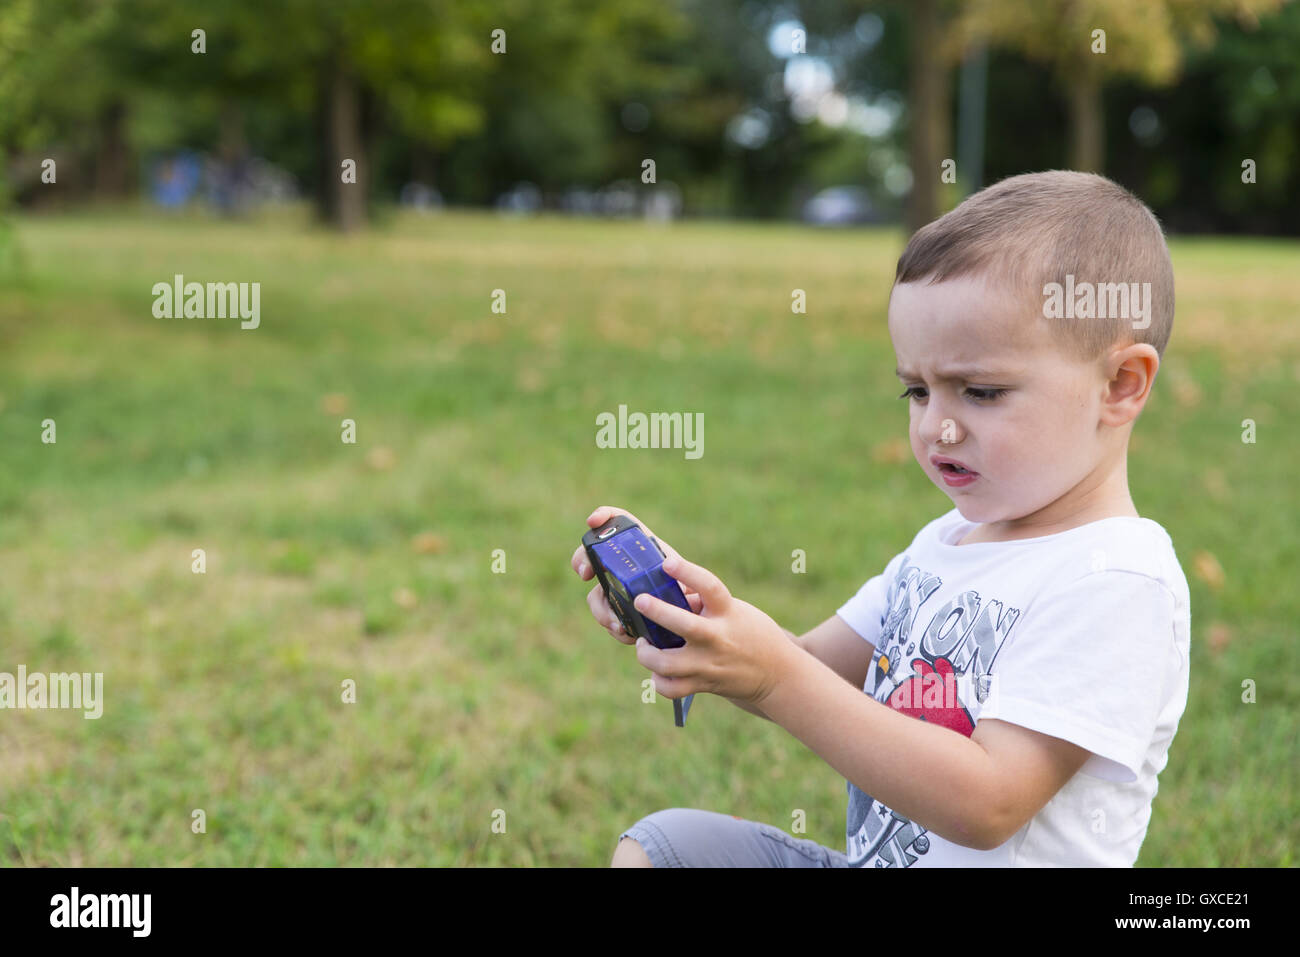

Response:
(0, 204), (1296, 865)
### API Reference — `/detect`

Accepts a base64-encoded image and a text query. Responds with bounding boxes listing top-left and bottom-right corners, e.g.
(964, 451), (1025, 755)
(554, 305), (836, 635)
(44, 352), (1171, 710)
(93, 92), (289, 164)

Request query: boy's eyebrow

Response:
(895, 366), (1012, 380)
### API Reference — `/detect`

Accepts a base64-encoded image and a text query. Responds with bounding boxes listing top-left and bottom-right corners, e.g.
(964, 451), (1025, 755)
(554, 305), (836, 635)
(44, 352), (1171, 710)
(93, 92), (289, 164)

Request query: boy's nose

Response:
(918, 403), (963, 446)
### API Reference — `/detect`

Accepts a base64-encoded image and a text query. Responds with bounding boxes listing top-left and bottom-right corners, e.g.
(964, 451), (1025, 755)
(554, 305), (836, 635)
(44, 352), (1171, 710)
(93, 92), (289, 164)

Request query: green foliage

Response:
(950, 0), (1291, 86)
(3, 0), (1298, 229)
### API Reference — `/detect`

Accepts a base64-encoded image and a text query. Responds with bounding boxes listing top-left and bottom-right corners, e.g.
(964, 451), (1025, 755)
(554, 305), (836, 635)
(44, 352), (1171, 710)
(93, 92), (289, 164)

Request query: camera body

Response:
(582, 515), (694, 725)
(582, 515), (690, 649)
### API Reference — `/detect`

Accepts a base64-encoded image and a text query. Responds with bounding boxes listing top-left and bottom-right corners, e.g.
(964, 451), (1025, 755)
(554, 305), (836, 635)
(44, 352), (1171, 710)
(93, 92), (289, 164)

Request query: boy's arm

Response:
(722, 627), (798, 720)
(757, 643), (1091, 850)
(724, 617), (877, 721)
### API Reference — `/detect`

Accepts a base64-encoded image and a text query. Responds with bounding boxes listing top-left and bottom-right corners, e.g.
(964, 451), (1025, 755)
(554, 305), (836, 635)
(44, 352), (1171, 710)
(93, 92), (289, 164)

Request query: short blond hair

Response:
(893, 170), (1175, 363)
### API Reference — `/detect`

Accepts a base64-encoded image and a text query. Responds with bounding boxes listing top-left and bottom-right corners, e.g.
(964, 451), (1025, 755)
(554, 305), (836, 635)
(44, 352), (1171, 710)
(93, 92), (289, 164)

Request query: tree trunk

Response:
(957, 44), (988, 196)
(935, 58), (952, 192)
(411, 148), (437, 192)
(219, 101), (246, 165)
(1066, 71), (1104, 173)
(94, 101), (131, 198)
(324, 59), (366, 231)
(906, 0), (943, 234)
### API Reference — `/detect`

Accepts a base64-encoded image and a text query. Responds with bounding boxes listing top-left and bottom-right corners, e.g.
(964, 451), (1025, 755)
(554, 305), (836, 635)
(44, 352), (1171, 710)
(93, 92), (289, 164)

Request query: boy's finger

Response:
(635, 640), (695, 686)
(651, 671), (693, 700)
(660, 555), (731, 612)
(587, 584), (621, 626)
(633, 592), (714, 643)
(588, 505), (662, 545)
(588, 505), (634, 528)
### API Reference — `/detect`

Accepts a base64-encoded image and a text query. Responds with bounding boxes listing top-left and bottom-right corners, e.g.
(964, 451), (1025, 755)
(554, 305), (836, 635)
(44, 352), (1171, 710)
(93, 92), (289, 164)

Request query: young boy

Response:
(572, 170), (1190, 867)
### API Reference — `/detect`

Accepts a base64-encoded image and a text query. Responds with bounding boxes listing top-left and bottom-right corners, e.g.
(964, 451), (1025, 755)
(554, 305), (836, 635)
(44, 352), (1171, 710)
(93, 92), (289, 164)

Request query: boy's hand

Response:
(571, 505), (702, 646)
(629, 552), (798, 708)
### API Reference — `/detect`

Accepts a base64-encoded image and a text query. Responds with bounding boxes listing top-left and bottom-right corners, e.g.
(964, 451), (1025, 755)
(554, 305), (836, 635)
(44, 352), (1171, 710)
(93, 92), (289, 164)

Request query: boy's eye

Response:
(897, 387), (1008, 402)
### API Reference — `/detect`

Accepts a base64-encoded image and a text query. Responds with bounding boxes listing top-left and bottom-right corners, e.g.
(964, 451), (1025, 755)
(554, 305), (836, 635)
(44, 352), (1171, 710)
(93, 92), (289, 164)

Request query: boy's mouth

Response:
(932, 455), (979, 487)
(931, 455), (977, 475)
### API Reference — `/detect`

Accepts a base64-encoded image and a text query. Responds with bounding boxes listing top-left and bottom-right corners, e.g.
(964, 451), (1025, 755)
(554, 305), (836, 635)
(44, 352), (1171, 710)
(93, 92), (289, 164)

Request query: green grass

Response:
(0, 203), (1296, 866)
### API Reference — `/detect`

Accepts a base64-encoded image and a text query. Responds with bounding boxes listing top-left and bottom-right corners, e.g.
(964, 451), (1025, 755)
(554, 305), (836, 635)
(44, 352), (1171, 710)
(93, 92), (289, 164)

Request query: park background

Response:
(0, 0), (1296, 866)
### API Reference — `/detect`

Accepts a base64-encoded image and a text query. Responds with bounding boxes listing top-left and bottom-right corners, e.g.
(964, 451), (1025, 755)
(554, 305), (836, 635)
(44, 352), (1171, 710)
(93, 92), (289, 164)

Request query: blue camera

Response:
(582, 515), (695, 726)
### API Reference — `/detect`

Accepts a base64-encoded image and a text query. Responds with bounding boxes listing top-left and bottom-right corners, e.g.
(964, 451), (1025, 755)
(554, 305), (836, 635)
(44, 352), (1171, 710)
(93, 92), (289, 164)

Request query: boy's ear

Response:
(1102, 344), (1159, 422)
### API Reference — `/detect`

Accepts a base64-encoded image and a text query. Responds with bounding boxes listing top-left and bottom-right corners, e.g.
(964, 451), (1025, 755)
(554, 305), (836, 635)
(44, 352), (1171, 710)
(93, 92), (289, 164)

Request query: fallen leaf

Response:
(1206, 622), (1232, 656)
(412, 532), (447, 554)
(515, 368), (545, 393)
(321, 393), (349, 415)
(1201, 468), (1229, 502)
(1192, 550), (1225, 591)
(871, 437), (910, 464)
(366, 446), (396, 471)
(1172, 377), (1202, 408)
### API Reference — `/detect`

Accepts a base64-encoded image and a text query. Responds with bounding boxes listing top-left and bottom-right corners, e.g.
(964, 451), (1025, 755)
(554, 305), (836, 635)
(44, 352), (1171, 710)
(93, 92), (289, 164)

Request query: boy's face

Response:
(888, 273), (1115, 528)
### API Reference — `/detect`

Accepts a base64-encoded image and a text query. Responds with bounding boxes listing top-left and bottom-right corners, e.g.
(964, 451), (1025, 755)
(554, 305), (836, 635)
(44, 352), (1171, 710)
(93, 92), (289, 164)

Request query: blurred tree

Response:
(0, 0), (143, 200)
(4, 0), (682, 229)
(1106, 0), (1300, 234)
(119, 0), (499, 230)
(439, 0), (688, 206)
(439, 0), (871, 219)
(3, 0), (1299, 232)
(947, 0), (1289, 173)
(805, 0), (961, 233)
(907, 0), (945, 232)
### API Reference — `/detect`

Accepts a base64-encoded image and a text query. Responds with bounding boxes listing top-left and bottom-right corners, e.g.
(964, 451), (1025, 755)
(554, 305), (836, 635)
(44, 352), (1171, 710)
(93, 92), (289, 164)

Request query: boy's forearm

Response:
(757, 642), (1004, 850)
(723, 695), (772, 719)
(723, 627), (799, 721)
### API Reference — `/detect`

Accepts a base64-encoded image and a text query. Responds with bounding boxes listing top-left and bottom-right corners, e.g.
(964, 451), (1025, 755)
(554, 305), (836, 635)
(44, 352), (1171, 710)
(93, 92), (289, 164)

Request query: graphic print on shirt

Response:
(846, 556), (1022, 867)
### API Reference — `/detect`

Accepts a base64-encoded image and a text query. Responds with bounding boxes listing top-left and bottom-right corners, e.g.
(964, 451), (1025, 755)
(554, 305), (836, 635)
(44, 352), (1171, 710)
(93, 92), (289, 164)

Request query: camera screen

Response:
(605, 571), (632, 607)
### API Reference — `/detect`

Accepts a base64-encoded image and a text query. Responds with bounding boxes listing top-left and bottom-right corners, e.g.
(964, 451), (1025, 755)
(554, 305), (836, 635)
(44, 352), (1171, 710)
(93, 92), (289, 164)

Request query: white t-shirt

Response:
(835, 507), (1191, 867)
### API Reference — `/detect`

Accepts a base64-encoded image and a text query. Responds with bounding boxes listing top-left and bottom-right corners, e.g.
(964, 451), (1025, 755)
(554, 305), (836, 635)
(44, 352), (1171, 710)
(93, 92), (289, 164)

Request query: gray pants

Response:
(619, 808), (851, 867)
